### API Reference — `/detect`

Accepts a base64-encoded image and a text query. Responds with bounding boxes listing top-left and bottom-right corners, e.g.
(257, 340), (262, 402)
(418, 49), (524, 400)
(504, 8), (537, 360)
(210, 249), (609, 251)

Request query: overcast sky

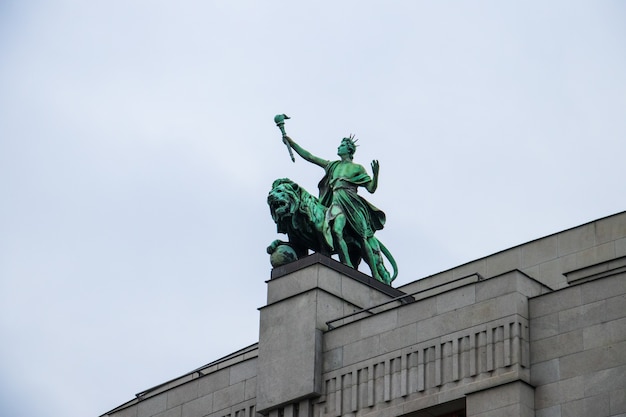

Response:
(1, 2), (625, 417)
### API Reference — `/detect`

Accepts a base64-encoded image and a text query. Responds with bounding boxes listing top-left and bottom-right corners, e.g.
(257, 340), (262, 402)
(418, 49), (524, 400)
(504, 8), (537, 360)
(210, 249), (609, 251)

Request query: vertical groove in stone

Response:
(435, 344), (442, 387)
(442, 341), (454, 384)
(350, 371), (357, 412)
(299, 401), (310, 417)
(417, 348), (425, 392)
(283, 404), (294, 417)
(459, 336), (468, 380)
(477, 331), (487, 374)
(407, 351), (417, 394)
(334, 376), (342, 417)
(452, 338), (460, 382)
(375, 362), (384, 405)
(486, 327), (494, 372)
(326, 378), (334, 415)
(390, 356), (401, 399)
(503, 322), (511, 367)
(400, 353), (408, 397)
(357, 368), (367, 410)
(494, 325), (504, 369)
(424, 347), (433, 389)
(367, 365), (374, 407)
(469, 333), (477, 377)
(383, 359), (391, 402)
(521, 323), (530, 368)
(312, 399), (321, 417)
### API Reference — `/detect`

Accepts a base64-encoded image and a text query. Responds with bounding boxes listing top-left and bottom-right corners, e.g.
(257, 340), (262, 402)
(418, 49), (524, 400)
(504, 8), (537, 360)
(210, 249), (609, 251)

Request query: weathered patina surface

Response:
(268, 116), (397, 284)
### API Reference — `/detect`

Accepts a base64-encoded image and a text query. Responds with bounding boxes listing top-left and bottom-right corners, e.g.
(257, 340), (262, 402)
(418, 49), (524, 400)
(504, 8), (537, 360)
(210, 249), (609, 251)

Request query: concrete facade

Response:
(103, 211), (626, 417)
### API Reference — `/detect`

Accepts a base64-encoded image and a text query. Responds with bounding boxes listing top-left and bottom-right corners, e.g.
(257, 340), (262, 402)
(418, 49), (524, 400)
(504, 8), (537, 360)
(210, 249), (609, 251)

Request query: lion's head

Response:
(268, 178), (326, 239)
(267, 178), (300, 230)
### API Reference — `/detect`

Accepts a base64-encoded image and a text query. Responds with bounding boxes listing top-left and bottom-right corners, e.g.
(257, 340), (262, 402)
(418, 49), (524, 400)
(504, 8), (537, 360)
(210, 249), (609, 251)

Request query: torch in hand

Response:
(274, 114), (295, 162)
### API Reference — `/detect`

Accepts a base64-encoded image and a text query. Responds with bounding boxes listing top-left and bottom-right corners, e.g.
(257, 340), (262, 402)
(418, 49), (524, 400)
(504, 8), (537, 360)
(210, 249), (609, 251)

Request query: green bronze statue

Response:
(274, 114), (295, 162)
(268, 115), (397, 285)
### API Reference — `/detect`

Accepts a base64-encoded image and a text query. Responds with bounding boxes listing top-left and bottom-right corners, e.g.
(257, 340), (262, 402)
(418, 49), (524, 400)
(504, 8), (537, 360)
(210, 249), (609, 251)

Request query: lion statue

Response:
(267, 178), (397, 284)
(267, 178), (340, 260)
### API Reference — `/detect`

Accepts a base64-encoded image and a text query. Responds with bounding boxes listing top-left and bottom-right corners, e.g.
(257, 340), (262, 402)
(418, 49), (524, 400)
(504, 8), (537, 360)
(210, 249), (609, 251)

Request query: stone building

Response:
(102, 211), (626, 417)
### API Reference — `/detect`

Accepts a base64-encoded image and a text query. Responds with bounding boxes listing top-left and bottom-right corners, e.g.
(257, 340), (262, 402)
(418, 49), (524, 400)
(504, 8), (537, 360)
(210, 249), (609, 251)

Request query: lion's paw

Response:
(269, 244), (298, 267)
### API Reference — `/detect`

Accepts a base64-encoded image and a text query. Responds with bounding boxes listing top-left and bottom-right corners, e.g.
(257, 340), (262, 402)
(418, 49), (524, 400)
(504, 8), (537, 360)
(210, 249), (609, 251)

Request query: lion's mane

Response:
(268, 178), (329, 256)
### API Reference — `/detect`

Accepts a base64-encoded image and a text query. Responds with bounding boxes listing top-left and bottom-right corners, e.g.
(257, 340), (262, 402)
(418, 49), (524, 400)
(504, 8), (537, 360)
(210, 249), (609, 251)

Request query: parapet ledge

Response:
(268, 252), (411, 302)
(565, 254), (626, 285)
(101, 343), (259, 417)
(480, 269), (554, 299)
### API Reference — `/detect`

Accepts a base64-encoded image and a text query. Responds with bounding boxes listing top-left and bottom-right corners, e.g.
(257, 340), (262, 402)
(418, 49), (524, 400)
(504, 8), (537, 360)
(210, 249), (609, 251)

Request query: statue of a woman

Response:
(283, 135), (392, 284)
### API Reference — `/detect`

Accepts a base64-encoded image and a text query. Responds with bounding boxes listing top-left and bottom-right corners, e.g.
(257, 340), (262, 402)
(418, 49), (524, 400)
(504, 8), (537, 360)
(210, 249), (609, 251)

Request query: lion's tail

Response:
(378, 240), (398, 284)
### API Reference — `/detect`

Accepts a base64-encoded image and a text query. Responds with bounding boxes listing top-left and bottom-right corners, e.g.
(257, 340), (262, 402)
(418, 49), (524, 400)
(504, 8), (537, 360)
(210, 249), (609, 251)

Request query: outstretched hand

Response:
(371, 160), (380, 177)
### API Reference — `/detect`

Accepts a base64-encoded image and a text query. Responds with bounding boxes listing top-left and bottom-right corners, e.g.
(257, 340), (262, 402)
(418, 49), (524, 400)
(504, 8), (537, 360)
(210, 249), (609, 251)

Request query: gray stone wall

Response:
(400, 211), (626, 293)
(530, 272), (626, 417)
(104, 347), (259, 417)
(316, 270), (549, 417)
(103, 211), (626, 417)
(466, 381), (534, 417)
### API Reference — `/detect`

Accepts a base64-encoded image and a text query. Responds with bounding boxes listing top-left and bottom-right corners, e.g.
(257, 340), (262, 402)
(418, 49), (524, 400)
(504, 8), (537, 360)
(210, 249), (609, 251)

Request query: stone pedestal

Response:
(256, 254), (407, 414)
